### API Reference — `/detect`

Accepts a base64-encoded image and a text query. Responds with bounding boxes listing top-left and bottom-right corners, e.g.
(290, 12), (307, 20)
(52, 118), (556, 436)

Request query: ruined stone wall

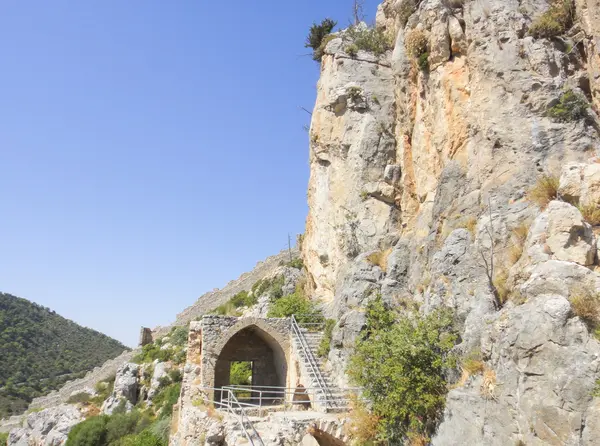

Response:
(28, 350), (136, 410)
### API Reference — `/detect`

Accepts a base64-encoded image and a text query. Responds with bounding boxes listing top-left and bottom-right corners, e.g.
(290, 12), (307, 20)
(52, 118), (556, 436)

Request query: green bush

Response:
(157, 376), (171, 389)
(529, 0), (574, 38)
(349, 298), (457, 442)
(67, 392), (91, 404)
(417, 52), (430, 72)
(105, 411), (144, 444)
(66, 415), (109, 446)
(152, 383), (181, 419)
(547, 89), (589, 122)
(113, 431), (165, 446)
(149, 418), (171, 444)
(317, 319), (336, 358)
(91, 376), (115, 405)
(286, 258), (304, 270)
(168, 369), (182, 383)
(346, 26), (393, 56)
(132, 344), (173, 365)
(267, 292), (321, 324)
(0, 432), (8, 446)
(305, 18), (337, 62)
(168, 327), (188, 347)
(252, 275), (285, 302)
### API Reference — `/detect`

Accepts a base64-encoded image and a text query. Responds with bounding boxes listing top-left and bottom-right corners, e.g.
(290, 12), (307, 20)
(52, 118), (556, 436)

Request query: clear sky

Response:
(0, 0), (381, 347)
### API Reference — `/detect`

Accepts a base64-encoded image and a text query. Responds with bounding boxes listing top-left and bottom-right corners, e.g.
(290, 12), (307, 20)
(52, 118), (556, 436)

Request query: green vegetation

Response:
(252, 275), (285, 302)
(593, 379), (600, 398)
(305, 18), (337, 62)
(317, 319), (336, 358)
(133, 326), (187, 365)
(529, 0), (574, 39)
(0, 432), (8, 446)
(286, 258), (304, 270)
(346, 25), (393, 56)
(0, 292), (128, 419)
(267, 292), (321, 324)
(230, 361), (252, 387)
(547, 89), (589, 122)
(417, 52), (430, 72)
(349, 297), (457, 442)
(65, 407), (166, 446)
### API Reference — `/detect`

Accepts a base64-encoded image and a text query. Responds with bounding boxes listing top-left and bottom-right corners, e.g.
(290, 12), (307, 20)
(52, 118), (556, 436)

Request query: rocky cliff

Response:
(303, 0), (600, 444)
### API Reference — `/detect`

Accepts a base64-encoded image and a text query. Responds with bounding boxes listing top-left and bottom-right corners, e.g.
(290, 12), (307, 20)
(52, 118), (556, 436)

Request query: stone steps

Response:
(292, 330), (349, 412)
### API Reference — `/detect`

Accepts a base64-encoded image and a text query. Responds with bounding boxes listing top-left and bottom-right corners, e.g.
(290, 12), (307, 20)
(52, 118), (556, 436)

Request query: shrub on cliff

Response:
(529, 0), (574, 39)
(547, 89), (589, 122)
(346, 25), (393, 56)
(349, 297), (457, 442)
(267, 292), (321, 324)
(0, 432), (8, 446)
(305, 18), (337, 62)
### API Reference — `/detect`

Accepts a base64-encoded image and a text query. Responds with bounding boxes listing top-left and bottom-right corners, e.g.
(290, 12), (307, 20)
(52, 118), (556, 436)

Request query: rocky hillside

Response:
(302, 0), (600, 444)
(152, 246), (300, 338)
(0, 293), (129, 420)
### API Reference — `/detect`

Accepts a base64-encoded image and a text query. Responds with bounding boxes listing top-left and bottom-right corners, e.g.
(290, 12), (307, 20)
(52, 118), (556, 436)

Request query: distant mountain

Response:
(0, 292), (128, 419)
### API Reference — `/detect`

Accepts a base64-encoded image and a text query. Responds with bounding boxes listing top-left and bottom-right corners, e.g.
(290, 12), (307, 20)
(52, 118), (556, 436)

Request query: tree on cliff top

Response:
(305, 18), (337, 62)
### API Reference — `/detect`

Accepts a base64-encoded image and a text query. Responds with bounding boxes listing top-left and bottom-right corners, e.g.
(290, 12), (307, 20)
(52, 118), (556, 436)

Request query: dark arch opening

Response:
(214, 325), (287, 404)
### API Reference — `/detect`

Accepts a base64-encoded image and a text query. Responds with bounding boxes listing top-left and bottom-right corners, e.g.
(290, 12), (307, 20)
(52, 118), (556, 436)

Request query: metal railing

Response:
(194, 386), (264, 446)
(290, 314), (340, 411)
(222, 384), (363, 412)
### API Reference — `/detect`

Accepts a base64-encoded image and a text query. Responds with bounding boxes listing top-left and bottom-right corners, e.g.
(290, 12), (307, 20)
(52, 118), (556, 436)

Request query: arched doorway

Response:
(213, 324), (288, 404)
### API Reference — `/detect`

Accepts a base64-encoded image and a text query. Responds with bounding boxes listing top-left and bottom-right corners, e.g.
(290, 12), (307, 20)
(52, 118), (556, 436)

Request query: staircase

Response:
(291, 317), (350, 413)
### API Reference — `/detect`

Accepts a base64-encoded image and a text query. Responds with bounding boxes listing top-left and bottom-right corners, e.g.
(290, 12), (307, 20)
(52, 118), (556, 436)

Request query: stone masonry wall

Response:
(28, 350), (136, 410)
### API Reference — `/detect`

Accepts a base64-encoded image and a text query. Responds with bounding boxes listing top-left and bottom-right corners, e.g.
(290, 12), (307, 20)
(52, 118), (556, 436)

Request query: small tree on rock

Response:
(305, 18), (337, 62)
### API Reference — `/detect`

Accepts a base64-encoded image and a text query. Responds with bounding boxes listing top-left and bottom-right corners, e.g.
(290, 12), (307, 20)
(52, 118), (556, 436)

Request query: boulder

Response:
(545, 201), (596, 266)
(101, 362), (139, 414)
(8, 405), (82, 446)
(559, 162), (600, 206)
(148, 361), (172, 400)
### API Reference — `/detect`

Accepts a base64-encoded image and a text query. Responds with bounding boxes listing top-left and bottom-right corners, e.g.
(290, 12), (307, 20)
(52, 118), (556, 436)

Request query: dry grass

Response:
(348, 397), (380, 445)
(481, 368), (497, 400)
(408, 432), (430, 446)
(405, 28), (429, 58)
(459, 216), (478, 237)
(569, 287), (600, 326)
(493, 268), (511, 305)
(528, 174), (559, 209)
(454, 350), (485, 388)
(579, 204), (600, 226)
(508, 222), (530, 264)
(529, 0), (574, 39)
(367, 248), (392, 272)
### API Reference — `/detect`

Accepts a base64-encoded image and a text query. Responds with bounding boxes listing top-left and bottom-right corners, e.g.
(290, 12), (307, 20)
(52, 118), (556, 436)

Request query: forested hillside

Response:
(0, 292), (128, 419)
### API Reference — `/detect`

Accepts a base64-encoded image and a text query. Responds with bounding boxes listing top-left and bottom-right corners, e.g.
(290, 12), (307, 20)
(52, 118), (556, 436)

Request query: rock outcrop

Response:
(101, 363), (139, 415)
(301, 0), (600, 443)
(8, 405), (82, 446)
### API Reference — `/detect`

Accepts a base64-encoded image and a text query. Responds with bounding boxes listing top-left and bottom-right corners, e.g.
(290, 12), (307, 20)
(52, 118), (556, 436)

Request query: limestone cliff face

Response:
(303, 0), (600, 444)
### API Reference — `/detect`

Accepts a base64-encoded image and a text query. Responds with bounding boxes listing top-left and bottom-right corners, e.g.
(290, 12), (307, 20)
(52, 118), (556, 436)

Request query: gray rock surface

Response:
(147, 361), (171, 401)
(8, 405), (82, 446)
(101, 362), (139, 414)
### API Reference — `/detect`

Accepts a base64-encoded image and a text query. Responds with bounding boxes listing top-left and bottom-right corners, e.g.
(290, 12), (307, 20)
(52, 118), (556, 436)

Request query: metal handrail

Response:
(195, 386), (264, 446)
(290, 315), (339, 410)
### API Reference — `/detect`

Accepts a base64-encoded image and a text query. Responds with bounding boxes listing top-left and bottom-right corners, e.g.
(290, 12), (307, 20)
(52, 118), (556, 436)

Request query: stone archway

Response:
(199, 316), (291, 404)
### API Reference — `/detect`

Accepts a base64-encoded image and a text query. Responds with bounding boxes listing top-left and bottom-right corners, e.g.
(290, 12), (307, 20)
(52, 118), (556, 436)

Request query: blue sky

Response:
(0, 0), (381, 346)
